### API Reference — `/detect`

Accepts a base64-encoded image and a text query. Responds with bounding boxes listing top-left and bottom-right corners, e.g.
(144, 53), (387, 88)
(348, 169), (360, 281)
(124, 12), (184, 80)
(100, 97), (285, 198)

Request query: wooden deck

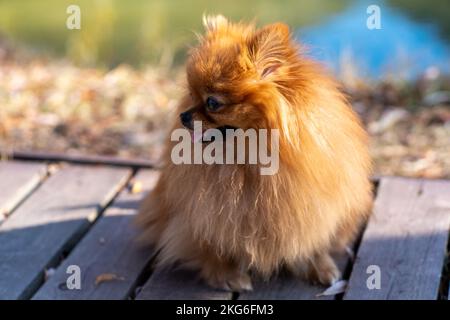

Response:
(0, 158), (449, 300)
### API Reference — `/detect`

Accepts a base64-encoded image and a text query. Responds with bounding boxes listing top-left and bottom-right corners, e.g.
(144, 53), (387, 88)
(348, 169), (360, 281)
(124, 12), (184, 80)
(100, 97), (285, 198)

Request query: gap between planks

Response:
(135, 183), (382, 300)
(0, 161), (49, 225)
(344, 176), (450, 300)
(0, 163), (133, 299)
(33, 169), (160, 300)
(3, 160), (447, 300)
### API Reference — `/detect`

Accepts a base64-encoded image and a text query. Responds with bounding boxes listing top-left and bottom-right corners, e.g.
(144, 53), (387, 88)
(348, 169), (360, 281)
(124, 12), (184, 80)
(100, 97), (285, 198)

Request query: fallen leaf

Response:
(95, 273), (125, 286)
(316, 280), (347, 297)
(131, 181), (143, 194)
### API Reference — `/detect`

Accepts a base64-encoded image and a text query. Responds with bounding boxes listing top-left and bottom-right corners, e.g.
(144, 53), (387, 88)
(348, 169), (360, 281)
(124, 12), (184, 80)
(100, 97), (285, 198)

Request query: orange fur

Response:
(136, 15), (373, 291)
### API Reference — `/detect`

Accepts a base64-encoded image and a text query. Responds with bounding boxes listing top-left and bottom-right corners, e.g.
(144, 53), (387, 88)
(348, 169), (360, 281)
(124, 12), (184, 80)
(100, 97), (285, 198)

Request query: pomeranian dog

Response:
(136, 15), (372, 291)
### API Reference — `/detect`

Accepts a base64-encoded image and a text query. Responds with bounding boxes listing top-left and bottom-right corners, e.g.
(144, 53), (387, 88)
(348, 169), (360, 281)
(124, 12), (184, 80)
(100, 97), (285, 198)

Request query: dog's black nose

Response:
(180, 111), (193, 129)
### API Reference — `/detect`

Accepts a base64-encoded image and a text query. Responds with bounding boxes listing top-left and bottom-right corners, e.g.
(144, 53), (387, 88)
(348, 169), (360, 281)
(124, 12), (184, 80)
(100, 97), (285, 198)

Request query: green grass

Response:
(0, 0), (350, 67)
(1, 0), (449, 68)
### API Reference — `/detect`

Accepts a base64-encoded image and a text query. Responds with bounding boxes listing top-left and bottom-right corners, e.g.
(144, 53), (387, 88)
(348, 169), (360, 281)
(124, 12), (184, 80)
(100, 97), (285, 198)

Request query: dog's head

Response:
(180, 15), (299, 138)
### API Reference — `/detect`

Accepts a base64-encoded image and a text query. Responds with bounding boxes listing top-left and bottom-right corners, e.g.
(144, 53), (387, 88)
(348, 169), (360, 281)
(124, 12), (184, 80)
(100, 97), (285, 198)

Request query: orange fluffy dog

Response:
(136, 15), (372, 291)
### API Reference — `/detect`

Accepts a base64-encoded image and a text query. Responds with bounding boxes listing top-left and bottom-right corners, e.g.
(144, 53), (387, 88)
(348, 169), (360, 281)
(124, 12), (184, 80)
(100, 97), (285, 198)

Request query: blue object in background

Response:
(297, 0), (450, 80)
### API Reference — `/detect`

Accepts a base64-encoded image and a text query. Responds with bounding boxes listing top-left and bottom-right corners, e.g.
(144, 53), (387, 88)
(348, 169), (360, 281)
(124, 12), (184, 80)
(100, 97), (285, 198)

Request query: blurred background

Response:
(0, 0), (449, 178)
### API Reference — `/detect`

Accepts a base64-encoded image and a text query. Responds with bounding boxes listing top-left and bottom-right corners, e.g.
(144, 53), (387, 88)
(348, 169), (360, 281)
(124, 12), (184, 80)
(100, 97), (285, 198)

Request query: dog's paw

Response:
(310, 263), (341, 286)
(289, 253), (341, 286)
(307, 254), (341, 286)
(205, 271), (253, 292)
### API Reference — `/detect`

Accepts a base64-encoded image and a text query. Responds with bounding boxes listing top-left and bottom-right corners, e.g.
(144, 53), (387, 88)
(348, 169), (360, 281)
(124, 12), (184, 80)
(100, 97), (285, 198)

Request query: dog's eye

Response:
(206, 96), (222, 111)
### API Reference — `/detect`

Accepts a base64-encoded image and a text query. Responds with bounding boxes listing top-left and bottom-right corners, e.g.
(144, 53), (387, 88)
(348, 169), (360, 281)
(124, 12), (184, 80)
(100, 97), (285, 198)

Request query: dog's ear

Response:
(248, 23), (290, 79)
(203, 14), (228, 33)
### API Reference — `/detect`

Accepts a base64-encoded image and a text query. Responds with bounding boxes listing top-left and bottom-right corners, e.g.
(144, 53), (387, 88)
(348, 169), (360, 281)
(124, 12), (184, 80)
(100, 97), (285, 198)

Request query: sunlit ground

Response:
(0, 0), (450, 178)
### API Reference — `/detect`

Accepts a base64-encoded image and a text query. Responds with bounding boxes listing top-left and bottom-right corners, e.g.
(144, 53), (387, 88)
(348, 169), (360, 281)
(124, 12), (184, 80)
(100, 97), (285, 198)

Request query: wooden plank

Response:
(136, 266), (233, 300)
(9, 150), (155, 169)
(239, 254), (349, 300)
(0, 165), (131, 300)
(0, 161), (47, 222)
(33, 170), (160, 300)
(344, 177), (450, 300)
